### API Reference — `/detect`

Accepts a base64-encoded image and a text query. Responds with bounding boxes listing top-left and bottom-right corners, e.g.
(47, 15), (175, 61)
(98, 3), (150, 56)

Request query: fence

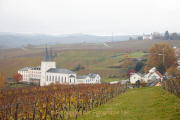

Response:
(161, 78), (180, 98)
(0, 83), (126, 119)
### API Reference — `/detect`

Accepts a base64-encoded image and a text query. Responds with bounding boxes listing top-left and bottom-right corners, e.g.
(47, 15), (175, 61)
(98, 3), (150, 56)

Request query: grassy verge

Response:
(77, 87), (180, 120)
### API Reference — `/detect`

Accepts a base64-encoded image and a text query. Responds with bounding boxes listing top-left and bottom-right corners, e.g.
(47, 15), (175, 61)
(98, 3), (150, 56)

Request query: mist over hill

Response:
(0, 32), (139, 48)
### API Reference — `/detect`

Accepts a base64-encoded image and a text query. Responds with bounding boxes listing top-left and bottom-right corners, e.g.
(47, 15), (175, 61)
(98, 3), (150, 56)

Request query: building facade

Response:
(143, 34), (153, 40)
(18, 48), (101, 86)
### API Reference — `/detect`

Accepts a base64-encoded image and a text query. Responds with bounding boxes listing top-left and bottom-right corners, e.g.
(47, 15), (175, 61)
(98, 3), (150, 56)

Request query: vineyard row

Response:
(0, 83), (127, 119)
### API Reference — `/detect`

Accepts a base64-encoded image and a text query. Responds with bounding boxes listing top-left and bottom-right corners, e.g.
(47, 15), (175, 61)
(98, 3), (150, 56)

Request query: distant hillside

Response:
(106, 40), (180, 51)
(0, 32), (139, 48)
(0, 44), (9, 50)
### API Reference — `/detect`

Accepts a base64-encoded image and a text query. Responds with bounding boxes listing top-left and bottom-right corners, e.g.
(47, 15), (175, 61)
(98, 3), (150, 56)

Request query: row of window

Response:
(22, 74), (40, 77)
(86, 79), (100, 82)
(46, 75), (75, 83)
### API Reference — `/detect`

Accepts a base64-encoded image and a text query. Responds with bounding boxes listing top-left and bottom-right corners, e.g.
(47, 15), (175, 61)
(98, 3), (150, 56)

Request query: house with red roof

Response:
(144, 67), (163, 83)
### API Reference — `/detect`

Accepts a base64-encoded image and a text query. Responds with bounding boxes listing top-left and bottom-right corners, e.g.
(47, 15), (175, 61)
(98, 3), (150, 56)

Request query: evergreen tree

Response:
(134, 62), (144, 72)
(127, 65), (132, 71)
(157, 62), (166, 75)
(165, 30), (170, 40)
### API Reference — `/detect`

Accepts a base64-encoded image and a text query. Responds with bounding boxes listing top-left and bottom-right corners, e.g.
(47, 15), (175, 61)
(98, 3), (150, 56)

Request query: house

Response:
(144, 67), (163, 82)
(130, 73), (143, 84)
(150, 71), (163, 81)
(18, 48), (101, 86)
(172, 46), (177, 49)
(76, 74), (101, 84)
(174, 49), (180, 56)
(18, 66), (41, 82)
(143, 34), (153, 40)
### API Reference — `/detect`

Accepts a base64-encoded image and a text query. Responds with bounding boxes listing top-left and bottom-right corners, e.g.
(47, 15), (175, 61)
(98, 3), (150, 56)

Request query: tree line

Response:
(135, 30), (180, 40)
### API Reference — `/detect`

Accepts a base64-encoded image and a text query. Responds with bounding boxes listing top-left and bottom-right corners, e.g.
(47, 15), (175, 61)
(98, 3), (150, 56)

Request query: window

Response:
(47, 75), (48, 81)
(70, 79), (71, 83)
(55, 76), (57, 81)
(65, 77), (66, 82)
(52, 76), (54, 82)
(134, 77), (135, 79)
(58, 76), (60, 82)
(49, 76), (51, 81)
(62, 77), (63, 82)
(74, 79), (75, 83)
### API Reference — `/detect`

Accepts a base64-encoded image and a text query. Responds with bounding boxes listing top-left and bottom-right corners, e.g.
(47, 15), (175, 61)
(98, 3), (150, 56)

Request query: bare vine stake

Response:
(76, 93), (79, 119)
(45, 97), (48, 120)
(33, 101), (36, 120)
(86, 93), (89, 112)
(82, 94), (84, 115)
(92, 90), (94, 110)
(63, 94), (66, 120)
(68, 94), (70, 120)
(54, 97), (56, 120)
(15, 103), (19, 120)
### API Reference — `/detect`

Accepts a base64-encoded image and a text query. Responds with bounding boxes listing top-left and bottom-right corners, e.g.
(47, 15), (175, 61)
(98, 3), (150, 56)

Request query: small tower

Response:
(40, 48), (56, 86)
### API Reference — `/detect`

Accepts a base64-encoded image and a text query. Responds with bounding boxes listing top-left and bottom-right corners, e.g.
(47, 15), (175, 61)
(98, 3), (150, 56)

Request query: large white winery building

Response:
(18, 48), (101, 86)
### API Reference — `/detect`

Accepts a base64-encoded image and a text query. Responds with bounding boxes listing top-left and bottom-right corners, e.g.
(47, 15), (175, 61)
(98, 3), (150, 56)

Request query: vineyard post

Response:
(86, 92), (89, 112)
(68, 94), (70, 120)
(63, 94), (66, 120)
(76, 92), (79, 119)
(54, 97), (56, 120)
(82, 94), (84, 115)
(14, 103), (19, 120)
(45, 97), (48, 120)
(99, 89), (101, 106)
(91, 90), (94, 110)
(5, 108), (7, 120)
(33, 101), (36, 120)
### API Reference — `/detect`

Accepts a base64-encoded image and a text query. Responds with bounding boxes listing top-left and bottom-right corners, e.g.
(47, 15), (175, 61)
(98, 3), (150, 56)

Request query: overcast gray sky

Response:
(0, 0), (180, 36)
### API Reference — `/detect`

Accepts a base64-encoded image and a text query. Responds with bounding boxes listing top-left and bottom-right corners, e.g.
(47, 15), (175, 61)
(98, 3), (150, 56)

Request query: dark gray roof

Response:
(19, 67), (30, 71)
(32, 66), (41, 70)
(148, 79), (161, 87)
(77, 75), (88, 79)
(43, 47), (49, 61)
(69, 75), (75, 78)
(46, 68), (76, 74)
(49, 48), (54, 61)
(88, 73), (98, 78)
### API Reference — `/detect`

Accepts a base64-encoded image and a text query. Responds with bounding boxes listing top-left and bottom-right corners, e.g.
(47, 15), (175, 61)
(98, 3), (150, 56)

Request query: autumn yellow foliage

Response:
(167, 67), (179, 77)
(144, 43), (177, 73)
(0, 72), (5, 88)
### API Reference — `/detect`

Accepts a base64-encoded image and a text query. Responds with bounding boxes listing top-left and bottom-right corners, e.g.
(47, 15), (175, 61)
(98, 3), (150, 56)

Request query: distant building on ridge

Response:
(143, 33), (153, 40)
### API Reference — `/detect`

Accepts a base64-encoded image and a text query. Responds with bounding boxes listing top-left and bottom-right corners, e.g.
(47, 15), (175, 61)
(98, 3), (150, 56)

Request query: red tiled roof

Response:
(175, 49), (180, 52)
(155, 71), (163, 77)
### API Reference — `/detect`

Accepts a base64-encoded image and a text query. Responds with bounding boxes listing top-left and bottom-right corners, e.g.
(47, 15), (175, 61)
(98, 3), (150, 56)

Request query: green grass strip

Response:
(77, 87), (180, 120)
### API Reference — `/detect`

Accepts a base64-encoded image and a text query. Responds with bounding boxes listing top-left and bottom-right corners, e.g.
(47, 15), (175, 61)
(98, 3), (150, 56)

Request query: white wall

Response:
(45, 72), (76, 85)
(41, 61), (56, 86)
(130, 74), (141, 84)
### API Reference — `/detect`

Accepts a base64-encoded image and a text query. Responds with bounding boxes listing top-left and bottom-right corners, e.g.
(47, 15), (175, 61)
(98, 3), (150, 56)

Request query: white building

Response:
(18, 66), (41, 82)
(18, 48), (101, 86)
(76, 74), (101, 84)
(130, 73), (143, 84)
(143, 34), (153, 40)
(144, 67), (163, 82)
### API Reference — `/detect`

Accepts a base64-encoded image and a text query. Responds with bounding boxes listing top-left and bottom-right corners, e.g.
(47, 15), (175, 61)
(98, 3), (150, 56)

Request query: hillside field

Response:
(0, 39), (179, 82)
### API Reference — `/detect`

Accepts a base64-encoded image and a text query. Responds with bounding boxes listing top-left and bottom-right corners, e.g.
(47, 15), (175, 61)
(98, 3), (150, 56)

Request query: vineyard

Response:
(161, 78), (180, 98)
(0, 83), (126, 119)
